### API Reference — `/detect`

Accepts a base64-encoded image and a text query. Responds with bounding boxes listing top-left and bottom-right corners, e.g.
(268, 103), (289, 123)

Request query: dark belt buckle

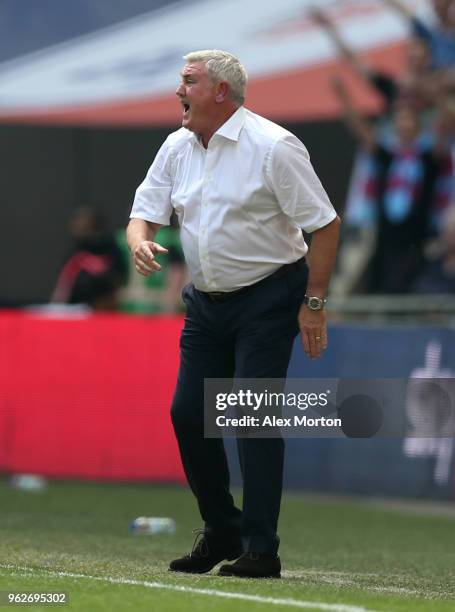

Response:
(208, 291), (227, 302)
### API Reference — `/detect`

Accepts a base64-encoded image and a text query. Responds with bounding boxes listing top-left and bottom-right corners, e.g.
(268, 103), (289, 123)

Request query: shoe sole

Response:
(168, 549), (243, 574)
(218, 570), (281, 579)
(169, 567), (214, 574)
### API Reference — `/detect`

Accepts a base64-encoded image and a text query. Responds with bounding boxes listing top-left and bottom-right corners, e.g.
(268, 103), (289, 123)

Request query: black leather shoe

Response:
(218, 552), (281, 578)
(169, 529), (243, 574)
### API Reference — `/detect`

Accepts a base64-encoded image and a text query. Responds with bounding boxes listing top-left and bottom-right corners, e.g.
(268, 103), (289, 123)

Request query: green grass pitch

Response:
(0, 479), (454, 611)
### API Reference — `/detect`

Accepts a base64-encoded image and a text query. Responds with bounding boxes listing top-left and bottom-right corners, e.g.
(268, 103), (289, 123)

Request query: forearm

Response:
(332, 79), (376, 149)
(306, 216), (341, 296)
(342, 103), (376, 149)
(343, 109), (375, 149)
(312, 9), (369, 79)
(329, 29), (370, 79)
(126, 218), (161, 252)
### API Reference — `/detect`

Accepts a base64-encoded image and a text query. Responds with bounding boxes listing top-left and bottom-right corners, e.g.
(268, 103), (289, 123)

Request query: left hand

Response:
(298, 305), (328, 359)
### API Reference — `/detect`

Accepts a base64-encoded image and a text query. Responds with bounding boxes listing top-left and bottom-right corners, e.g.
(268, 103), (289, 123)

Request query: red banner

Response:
(0, 310), (186, 482)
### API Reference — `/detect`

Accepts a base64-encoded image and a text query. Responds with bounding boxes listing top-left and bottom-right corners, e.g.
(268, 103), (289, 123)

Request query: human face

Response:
(394, 108), (420, 144)
(175, 62), (218, 137)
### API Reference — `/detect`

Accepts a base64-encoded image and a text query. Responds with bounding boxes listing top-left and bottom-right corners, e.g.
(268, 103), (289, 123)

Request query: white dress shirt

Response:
(130, 106), (336, 292)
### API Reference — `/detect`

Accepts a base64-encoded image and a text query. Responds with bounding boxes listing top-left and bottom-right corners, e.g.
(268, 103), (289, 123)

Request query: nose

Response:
(176, 82), (185, 97)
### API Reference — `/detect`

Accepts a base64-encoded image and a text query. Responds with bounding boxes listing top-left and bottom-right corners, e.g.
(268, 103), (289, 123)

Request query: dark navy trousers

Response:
(170, 259), (308, 555)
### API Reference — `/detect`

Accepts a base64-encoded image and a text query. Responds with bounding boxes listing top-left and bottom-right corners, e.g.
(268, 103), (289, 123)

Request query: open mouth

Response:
(182, 102), (190, 116)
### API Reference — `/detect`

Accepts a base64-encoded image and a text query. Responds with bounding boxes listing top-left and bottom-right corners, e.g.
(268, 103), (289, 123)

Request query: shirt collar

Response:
(215, 106), (246, 141)
(190, 106), (246, 145)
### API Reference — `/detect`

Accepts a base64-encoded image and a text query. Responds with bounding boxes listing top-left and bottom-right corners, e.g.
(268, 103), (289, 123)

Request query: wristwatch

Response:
(304, 295), (327, 311)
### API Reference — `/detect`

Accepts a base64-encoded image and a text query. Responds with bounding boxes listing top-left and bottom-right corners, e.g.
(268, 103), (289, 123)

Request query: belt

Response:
(202, 258), (306, 303)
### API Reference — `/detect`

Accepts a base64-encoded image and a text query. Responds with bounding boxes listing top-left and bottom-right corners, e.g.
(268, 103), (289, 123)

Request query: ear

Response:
(215, 81), (230, 103)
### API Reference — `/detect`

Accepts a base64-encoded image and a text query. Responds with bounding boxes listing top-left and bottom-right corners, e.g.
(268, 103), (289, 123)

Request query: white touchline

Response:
(284, 570), (444, 598)
(0, 563), (374, 612)
(290, 573), (422, 597)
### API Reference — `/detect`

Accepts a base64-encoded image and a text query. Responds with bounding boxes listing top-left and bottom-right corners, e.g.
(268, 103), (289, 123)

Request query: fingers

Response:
(321, 333), (328, 351)
(299, 319), (327, 359)
(133, 241), (168, 276)
(309, 333), (320, 358)
(301, 330), (327, 359)
(301, 329), (310, 356)
(153, 243), (169, 254)
(298, 306), (328, 359)
(135, 260), (154, 276)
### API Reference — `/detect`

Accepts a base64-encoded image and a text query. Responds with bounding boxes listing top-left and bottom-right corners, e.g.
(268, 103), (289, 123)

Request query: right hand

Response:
(132, 240), (169, 276)
(309, 7), (333, 29)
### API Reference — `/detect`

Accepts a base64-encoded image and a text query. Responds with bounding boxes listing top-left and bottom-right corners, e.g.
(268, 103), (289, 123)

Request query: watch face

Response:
(308, 297), (323, 310)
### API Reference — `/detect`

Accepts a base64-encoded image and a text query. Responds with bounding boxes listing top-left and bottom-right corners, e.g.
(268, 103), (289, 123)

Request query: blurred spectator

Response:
(414, 95), (455, 292)
(311, 6), (435, 115)
(381, 0), (455, 97)
(51, 206), (127, 310)
(414, 204), (455, 292)
(438, 92), (455, 154)
(312, 4), (445, 295)
(383, 0), (455, 70)
(333, 78), (453, 293)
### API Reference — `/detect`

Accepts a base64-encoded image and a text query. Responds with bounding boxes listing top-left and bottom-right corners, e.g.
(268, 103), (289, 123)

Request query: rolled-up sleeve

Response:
(130, 138), (173, 225)
(268, 134), (337, 233)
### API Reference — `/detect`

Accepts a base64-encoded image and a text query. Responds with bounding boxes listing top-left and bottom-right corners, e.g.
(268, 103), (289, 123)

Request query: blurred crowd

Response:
(315, 0), (455, 295)
(51, 0), (455, 311)
(51, 207), (187, 313)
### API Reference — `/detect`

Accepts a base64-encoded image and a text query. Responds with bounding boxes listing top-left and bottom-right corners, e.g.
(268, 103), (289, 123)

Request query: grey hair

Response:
(183, 49), (248, 106)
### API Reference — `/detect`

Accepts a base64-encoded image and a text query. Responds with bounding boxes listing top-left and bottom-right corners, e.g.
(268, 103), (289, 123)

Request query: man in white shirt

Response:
(127, 49), (340, 578)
